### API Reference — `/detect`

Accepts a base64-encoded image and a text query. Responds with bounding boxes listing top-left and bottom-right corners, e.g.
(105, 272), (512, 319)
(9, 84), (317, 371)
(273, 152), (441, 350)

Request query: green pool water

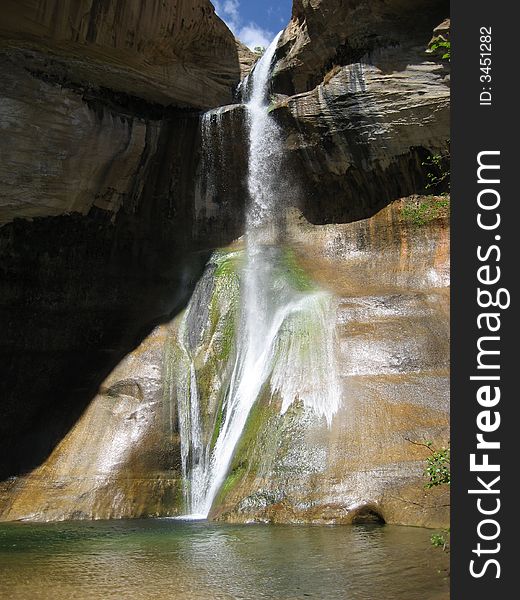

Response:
(0, 520), (449, 599)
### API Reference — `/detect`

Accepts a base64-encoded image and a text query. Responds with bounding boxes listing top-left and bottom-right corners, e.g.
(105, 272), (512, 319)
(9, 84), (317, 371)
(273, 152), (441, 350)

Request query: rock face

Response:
(273, 0), (449, 95)
(273, 50), (449, 223)
(0, 0), (240, 110)
(0, 199), (449, 525)
(0, 0), (245, 481)
(0, 100), (215, 481)
(0, 325), (183, 520)
(1, 56), (171, 224)
(235, 39), (258, 78)
(268, 0), (450, 224)
(207, 201), (449, 526)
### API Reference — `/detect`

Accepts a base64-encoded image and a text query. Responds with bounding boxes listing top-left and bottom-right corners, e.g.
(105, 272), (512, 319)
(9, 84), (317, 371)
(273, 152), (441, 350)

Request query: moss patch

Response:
(214, 388), (274, 506)
(213, 249), (243, 278)
(219, 463), (247, 498)
(208, 251), (241, 344)
(210, 395), (225, 451)
(280, 247), (316, 292)
(400, 195), (450, 227)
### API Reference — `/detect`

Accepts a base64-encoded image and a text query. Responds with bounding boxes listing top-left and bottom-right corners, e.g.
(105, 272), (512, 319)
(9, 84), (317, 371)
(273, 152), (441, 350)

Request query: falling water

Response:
(173, 316), (208, 518)
(195, 106), (229, 220)
(178, 33), (341, 518)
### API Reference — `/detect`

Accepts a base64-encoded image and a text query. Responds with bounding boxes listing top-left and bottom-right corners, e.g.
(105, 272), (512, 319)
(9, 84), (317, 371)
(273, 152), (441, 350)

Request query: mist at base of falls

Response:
(169, 33), (342, 518)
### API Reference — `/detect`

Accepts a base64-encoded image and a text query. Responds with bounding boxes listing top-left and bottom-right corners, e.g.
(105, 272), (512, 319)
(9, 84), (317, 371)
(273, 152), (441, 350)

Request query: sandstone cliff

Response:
(0, 0), (244, 481)
(0, 0), (240, 111)
(0, 0), (450, 526)
(270, 0), (450, 223)
(0, 199), (449, 525)
(274, 0), (449, 95)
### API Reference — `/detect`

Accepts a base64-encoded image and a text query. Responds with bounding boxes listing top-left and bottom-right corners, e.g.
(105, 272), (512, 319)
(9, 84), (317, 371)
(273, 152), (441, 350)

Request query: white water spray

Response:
(174, 317), (209, 518)
(178, 33), (341, 518)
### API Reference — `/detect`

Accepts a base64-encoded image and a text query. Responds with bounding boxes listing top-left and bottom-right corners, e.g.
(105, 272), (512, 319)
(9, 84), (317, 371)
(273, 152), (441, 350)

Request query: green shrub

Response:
(423, 442), (450, 552)
(425, 444), (451, 488)
(429, 39), (451, 61)
(422, 147), (450, 192)
(406, 438), (451, 552)
(431, 530), (450, 552)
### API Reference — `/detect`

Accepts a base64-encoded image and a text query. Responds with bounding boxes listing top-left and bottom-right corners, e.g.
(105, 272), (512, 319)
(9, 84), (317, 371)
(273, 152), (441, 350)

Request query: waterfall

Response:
(173, 316), (209, 519)
(176, 33), (341, 519)
(195, 106), (228, 220)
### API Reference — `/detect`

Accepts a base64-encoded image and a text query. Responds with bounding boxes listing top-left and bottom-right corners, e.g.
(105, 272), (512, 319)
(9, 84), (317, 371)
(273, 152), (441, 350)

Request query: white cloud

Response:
(213, 1), (274, 50)
(223, 0), (241, 30)
(237, 23), (273, 50)
(213, 0), (240, 31)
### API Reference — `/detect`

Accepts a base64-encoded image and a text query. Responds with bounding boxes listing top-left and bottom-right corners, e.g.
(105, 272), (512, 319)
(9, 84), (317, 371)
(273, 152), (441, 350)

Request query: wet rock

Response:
(0, 199), (449, 525)
(0, 324), (184, 521)
(209, 200), (450, 528)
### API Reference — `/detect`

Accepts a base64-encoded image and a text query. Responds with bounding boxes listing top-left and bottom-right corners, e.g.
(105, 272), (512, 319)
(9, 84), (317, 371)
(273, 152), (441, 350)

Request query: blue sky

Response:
(213, 1), (293, 49)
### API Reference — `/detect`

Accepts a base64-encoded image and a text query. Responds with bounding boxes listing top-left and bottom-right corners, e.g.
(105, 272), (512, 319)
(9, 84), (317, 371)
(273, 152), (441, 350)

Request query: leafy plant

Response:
(422, 146), (450, 192)
(424, 442), (450, 552)
(253, 46), (266, 56)
(431, 531), (450, 552)
(406, 438), (451, 552)
(428, 38), (450, 61)
(424, 442), (450, 489)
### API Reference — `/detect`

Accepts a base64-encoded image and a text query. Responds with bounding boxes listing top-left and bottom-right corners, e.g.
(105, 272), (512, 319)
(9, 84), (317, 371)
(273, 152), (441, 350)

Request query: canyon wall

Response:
(271, 0), (450, 223)
(0, 0), (240, 111)
(1, 0), (450, 525)
(0, 200), (449, 525)
(0, 0), (244, 481)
